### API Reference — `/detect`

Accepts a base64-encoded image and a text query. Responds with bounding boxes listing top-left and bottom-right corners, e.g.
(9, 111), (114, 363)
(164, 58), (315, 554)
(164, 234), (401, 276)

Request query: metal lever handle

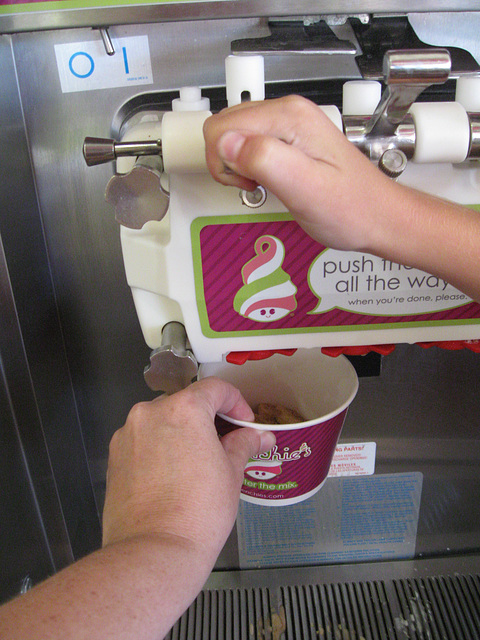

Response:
(83, 136), (162, 167)
(144, 322), (198, 394)
(366, 48), (451, 138)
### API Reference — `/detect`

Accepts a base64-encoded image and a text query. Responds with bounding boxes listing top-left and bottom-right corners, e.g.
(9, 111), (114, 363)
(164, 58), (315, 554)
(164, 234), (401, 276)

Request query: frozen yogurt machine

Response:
(3, 1), (480, 637)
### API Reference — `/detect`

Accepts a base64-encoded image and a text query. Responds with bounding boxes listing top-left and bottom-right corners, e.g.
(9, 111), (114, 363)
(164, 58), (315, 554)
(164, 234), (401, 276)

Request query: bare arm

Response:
(0, 535), (208, 640)
(204, 96), (480, 302)
(0, 378), (275, 640)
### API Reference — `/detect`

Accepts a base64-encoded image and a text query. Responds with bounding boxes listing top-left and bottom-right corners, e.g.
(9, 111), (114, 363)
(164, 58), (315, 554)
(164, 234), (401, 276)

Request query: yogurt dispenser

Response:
(83, 49), (480, 392)
(3, 4), (480, 637)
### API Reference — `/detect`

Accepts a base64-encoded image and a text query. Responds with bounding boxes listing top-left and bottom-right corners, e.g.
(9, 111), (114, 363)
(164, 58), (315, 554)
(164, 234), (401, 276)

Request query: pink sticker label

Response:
(191, 214), (480, 338)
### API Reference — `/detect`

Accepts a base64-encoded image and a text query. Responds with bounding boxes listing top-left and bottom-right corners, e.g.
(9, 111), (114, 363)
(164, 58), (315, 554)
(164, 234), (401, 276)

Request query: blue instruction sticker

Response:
(237, 472), (423, 569)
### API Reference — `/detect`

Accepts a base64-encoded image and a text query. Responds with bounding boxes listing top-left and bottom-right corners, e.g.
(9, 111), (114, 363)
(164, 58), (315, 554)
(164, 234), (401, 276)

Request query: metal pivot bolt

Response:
(144, 322), (198, 395)
(99, 28), (115, 56)
(20, 576), (33, 594)
(344, 48), (452, 165)
(378, 149), (408, 179)
(240, 186), (267, 208)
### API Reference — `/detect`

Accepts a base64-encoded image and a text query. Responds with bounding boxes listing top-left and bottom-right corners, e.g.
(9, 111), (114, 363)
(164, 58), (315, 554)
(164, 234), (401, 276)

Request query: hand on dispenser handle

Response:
(204, 96), (480, 303)
(204, 96), (400, 253)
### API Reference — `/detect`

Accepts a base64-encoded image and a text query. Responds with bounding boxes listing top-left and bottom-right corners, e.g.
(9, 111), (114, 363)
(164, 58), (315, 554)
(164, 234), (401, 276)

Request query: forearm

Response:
(0, 534), (212, 640)
(368, 182), (480, 302)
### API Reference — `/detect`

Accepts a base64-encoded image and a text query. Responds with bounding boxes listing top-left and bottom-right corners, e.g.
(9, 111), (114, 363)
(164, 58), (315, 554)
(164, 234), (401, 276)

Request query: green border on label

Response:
(0, 0), (207, 15)
(191, 210), (480, 339)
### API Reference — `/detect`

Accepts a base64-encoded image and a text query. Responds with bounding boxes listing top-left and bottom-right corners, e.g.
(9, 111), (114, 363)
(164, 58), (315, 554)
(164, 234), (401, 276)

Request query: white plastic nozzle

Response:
(162, 110), (211, 173)
(409, 101), (470, 164)
(319, 105), (343, 131)
(163, 87), (212, 173)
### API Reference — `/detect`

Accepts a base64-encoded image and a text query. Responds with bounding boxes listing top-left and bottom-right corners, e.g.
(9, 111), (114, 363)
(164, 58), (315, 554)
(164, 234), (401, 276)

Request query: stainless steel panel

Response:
(410, 12), (480, 64)
(0, 235), (56, 600)
(8, 20), (271, 501)
(0, 33), (101, 595)
(346, 344), (480, 557)
(2, 1), (480, 35)
(7, 17), (363, 504)
(0, 35), (72, 598)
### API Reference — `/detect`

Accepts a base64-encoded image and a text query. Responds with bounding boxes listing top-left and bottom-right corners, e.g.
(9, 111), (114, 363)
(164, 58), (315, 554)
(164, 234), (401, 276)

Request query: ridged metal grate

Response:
(282, 581), (395, 639)
(393, 575), (480, 639)
(165, 574), (480, 639)
(165, 587), (276, 640)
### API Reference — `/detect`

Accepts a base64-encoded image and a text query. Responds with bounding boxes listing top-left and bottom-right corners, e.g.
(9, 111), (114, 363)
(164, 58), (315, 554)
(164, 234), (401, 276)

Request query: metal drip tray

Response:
(166, 554), (480, 639)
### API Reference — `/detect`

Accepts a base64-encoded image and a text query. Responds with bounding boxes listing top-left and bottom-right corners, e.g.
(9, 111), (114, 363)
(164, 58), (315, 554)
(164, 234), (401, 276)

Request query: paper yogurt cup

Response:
(199, 348), (359, 506)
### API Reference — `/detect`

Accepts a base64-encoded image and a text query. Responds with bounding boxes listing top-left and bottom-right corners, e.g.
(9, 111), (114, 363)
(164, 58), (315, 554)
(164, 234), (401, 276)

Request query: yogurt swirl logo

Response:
(233, 235), (297, 322)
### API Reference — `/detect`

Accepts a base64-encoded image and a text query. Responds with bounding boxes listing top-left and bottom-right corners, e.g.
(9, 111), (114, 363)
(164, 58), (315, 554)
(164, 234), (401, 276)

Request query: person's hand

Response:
(204, 95), (480, 303)
(203, 95), (400, 254)
(102, 377), (275, 563)
(0, 379), (274, 640)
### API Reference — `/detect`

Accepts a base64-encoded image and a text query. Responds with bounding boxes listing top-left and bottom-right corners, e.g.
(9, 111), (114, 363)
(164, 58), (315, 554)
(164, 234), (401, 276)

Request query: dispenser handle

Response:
(144, 322), (198, 394)
(83, 136), (162, 167)
(365, 48), (451, 137)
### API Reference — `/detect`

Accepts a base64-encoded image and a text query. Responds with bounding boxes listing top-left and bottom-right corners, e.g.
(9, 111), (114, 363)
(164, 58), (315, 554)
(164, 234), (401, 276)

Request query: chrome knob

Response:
(83, 136), (162, 167)
(378, 148), (408, 179)
(105, 157), (169, 229)
(366, 48), (451, 138)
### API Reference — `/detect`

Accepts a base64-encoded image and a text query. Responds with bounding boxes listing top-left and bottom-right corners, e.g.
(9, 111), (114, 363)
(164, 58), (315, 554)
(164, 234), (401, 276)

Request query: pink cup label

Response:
(217, 410), (348, 503)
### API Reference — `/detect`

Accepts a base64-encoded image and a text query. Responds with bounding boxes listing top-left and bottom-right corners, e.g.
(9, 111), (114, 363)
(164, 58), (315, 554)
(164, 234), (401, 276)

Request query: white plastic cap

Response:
(342, 80), (382, 116)
(409, 101), (470, 163)
(172, 86), (211, 112)
(319, 105), (343, 131)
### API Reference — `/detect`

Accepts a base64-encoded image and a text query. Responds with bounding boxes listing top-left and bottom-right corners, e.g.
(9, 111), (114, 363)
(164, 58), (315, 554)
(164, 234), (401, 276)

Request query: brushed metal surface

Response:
(2, 1), (480, 35)
(410, 11), (480, 65)
(0, 35), (79, 601)
(196, 557), (480, 639)
(0, 235), (57, 601)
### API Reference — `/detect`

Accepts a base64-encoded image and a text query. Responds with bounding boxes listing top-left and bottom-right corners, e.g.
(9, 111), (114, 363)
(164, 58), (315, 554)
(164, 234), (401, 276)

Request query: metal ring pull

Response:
(240, 186), (267, 208)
